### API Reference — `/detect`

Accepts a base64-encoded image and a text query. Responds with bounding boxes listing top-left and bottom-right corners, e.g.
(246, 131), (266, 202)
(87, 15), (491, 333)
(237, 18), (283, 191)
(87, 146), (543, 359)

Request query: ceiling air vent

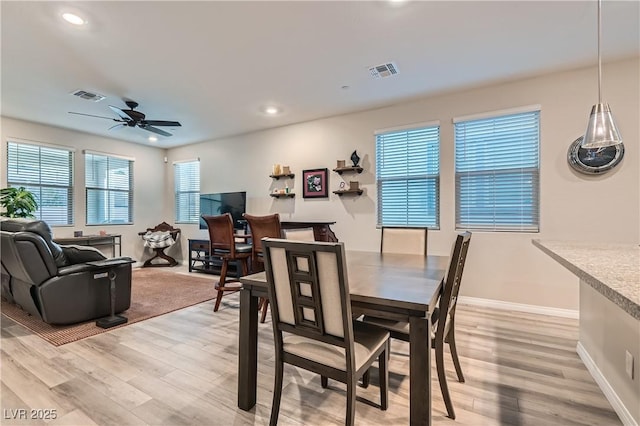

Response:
(70, 89), (106, 102)
(368, 62), (399, 79)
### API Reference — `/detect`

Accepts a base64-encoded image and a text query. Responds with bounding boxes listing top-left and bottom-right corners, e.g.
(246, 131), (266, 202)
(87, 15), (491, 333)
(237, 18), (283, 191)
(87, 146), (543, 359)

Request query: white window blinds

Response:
(174, 160), (200, 223)
(376, 125), (440, 228)
(6, 141), (74, 225)
(85, 152), (133, 225)
(454, 109), (540, 232)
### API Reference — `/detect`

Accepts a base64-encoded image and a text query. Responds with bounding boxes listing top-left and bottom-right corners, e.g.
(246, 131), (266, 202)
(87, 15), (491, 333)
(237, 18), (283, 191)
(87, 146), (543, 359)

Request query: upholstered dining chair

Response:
(380, 226), (428, 256)
(243, 213), (282, 323)
(201, 213), (252, 312)
(282, 227), (316, 241)
(363, 231), (472, 419)
(262, 238), (390, 426)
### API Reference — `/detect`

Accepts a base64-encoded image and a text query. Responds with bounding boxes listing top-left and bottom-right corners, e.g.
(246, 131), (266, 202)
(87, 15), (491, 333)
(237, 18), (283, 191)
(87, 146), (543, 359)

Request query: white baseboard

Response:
(458, 296), (579, 319)
(576, 342), (637, 426)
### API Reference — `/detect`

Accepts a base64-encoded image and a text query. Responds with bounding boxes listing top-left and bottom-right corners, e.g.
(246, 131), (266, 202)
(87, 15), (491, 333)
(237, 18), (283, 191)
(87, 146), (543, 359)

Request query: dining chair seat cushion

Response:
(361, 315), (447, 340)
(213, 243), (252, 254)
(283, 321), (389, 371)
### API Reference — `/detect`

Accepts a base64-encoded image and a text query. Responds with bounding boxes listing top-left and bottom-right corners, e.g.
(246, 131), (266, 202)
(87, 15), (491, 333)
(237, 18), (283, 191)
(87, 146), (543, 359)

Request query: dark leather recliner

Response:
(0, 219), (132, 325)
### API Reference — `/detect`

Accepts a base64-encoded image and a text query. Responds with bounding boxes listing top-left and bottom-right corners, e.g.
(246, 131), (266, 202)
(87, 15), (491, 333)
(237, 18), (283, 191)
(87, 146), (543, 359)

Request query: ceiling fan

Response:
(69, 100), (181, 137)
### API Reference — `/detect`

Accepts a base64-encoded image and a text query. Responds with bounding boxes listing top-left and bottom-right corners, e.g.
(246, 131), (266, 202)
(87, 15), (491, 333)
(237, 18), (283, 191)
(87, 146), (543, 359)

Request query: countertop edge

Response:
(532, 239), (640, 321)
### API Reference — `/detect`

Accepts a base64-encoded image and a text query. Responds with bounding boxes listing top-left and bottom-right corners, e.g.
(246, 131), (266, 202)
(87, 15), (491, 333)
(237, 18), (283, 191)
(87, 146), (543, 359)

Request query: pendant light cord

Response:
(597, 0), (602, 103)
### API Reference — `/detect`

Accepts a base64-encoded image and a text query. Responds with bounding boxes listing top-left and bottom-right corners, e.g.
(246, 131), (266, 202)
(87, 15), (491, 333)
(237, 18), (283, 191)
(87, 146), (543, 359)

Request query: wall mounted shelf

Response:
(270, 193), (295, 198)
(269, 173), (295, 180)
(333, 189), (363, 196)
(333, 166), (363, 175)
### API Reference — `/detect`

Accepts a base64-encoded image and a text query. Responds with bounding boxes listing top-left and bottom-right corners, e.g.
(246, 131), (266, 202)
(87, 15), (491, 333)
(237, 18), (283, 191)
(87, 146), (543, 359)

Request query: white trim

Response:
(374, 120), (440, 135)
(452, 104), (541, 123)
(6, 137), (76, 152)
(82, 149), (135, 161)
(172, 158), (200, 165)
(458, 296), (579, 319)
(576, 342), (637, 426)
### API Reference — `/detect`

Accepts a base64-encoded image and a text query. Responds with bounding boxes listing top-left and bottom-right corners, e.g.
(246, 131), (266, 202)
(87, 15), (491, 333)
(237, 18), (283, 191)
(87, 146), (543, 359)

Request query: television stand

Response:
(188, 239), (243, 278)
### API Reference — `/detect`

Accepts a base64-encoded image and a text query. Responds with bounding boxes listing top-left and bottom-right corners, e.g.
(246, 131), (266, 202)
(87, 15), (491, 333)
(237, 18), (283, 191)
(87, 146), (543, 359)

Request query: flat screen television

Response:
(199, 191), (247, 230)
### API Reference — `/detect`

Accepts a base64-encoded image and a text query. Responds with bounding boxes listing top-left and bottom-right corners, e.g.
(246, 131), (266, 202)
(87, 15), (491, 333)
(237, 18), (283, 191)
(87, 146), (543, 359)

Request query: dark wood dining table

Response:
(237, 250), (448, 426)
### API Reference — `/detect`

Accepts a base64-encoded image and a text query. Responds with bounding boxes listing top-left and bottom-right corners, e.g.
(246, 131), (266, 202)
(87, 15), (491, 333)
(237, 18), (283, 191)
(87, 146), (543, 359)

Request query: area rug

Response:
(1, 268), (218, 346)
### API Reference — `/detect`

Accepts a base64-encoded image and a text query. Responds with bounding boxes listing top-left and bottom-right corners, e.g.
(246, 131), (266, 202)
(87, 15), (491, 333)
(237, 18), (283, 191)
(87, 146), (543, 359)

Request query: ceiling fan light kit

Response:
(581, 0), (623, 149)
(69, 100), (181, 137)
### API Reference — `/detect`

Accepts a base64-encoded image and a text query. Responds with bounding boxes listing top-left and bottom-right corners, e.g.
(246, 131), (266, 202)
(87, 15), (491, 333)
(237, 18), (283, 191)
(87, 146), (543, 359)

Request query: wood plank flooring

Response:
(1, 280), (621, 425)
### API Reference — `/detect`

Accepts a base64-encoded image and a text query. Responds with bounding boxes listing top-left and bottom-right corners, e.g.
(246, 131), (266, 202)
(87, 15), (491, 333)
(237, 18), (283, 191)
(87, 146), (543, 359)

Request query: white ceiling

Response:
(2, 1), (639, 149)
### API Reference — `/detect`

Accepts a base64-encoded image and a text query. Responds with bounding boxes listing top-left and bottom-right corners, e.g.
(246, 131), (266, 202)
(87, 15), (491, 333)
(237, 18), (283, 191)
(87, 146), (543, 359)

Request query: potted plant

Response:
(0, 186), (38, 218)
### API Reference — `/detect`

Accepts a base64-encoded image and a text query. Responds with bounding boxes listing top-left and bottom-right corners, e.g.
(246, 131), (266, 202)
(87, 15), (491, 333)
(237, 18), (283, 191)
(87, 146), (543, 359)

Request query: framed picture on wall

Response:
(302, 168), (329, 198)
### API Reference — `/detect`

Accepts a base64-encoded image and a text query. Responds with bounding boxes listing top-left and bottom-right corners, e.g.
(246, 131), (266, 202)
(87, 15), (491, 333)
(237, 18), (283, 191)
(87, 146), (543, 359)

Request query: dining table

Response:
(237, 250), (449, 426)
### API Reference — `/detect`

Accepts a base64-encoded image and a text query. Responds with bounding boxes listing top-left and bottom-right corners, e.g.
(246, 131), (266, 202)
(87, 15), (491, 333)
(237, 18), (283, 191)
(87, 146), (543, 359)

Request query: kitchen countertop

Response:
(532, 240), (639, 320)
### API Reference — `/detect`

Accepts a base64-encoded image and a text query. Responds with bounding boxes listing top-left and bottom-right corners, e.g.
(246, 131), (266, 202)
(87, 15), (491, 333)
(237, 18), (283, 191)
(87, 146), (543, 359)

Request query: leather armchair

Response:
(0, 219), (132, 325)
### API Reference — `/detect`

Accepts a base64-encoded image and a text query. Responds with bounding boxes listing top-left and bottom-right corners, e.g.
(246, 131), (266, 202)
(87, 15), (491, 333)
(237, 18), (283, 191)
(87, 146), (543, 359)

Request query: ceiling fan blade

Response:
(141, 120), (181, 127)
(69, 111), (121, 121)
(108, 105), (134, 121)
(108, 123), (126, 131)
(139, 124), (172, 137)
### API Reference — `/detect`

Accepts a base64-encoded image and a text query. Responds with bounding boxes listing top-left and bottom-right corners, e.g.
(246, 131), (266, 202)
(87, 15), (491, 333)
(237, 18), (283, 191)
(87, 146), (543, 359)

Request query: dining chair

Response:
(282, 227), (316, 241)
(363, 231), (471, 419)
(262, 238), (390, 426)
(201, 213), (252, 312)
(380, 226), (428, 255)
(243, 213), (282, 323)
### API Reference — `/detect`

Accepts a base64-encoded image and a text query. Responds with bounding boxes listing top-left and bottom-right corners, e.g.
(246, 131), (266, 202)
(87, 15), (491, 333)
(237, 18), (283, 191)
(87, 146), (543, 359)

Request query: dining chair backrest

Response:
(380, 227), (428, 256)
(263, 238), (354, 349)
(243, 213), (282, 258)
(282, 227), (316, 242)
(201, 213), (237, 256)
(435, 231), (472, 339)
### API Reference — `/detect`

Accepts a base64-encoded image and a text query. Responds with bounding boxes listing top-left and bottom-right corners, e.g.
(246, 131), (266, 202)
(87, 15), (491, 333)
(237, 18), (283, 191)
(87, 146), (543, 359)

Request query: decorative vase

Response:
(350, 150), (360, 167)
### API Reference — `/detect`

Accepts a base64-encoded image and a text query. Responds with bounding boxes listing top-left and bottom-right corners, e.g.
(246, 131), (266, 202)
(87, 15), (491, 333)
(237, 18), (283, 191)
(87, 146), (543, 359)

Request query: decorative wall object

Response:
(567, 135), (624, 175)
(302, 168), (328, 198)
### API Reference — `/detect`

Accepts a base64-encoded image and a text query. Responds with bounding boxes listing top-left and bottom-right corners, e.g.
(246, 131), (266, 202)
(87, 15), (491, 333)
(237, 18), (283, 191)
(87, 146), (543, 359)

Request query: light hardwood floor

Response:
(1, 273), (621, 425)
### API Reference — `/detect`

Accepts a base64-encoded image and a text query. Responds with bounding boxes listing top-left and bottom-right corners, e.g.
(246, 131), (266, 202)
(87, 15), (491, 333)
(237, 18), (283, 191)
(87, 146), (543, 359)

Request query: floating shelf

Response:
(270, 193), (295, 198)
(332, 166), (363, 175)
(333, 189), (363, 196)
(269, 173), (295, 180)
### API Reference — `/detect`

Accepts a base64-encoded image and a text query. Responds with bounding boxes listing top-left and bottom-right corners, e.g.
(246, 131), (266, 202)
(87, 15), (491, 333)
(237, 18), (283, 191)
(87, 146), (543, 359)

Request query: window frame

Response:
(6, 140), (75, 226)
(84, 151), (134, 225)
(375, 121), (441, 229)
(174, 159), (200, 224)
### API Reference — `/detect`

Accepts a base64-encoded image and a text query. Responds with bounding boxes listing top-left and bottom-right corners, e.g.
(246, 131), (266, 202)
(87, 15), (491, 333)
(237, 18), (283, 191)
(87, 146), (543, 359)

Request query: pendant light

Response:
(581, 0), (623, 149)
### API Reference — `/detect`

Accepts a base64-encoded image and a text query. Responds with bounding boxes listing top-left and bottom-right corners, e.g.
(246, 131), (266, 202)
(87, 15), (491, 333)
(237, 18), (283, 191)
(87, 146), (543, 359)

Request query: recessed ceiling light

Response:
(62, 12), (85, 26)
(148, 136), (158, 142)
(263, 106), (280, 115)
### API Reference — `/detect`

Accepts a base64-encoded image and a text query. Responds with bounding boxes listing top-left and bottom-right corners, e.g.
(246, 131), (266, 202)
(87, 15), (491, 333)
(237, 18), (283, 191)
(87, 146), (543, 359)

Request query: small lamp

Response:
(581, 0), (623, 149)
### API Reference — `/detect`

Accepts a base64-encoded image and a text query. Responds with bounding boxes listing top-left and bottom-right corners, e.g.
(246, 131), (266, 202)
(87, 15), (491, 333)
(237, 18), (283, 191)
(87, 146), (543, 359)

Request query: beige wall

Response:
(167, 57), (639, 312)
(0, 118), (167, 262)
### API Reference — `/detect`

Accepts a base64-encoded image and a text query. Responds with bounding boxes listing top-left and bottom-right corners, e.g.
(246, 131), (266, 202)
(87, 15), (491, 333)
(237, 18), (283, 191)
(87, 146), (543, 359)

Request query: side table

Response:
(87, 258), (135, 328)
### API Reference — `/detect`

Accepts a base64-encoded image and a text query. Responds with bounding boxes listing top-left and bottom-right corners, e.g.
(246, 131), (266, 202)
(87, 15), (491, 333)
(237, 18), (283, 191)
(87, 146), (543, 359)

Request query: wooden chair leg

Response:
(436, 340), (456, 419)
(260, 298), (269, 323)
(361, 369), (370, 388)
(345, 376), (356, 426)
(269, 358), (284, 426)
(378, 341), (389, 410)
(447, 325), (465, 383)
(321, 375), (328, 388)
(213, 259), (229, 312)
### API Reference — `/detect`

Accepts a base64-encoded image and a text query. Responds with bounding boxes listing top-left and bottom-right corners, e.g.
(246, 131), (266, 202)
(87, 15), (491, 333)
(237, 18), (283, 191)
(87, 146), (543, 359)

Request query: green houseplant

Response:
(0, 187), (38, 218)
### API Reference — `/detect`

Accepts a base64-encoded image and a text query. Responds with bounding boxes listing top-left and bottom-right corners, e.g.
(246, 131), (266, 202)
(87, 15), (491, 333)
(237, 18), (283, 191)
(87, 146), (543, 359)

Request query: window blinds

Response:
(174, 160), (200, 223)
(85, 153), (133, 225)
(454, 110), (540, 232)
(376, 125), (440, 228)
(7, 141), (74, 225)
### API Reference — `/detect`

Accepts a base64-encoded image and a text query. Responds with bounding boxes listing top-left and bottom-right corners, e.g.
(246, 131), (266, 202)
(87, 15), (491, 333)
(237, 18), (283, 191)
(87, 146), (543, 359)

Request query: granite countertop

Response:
(532, 240), (640, 320)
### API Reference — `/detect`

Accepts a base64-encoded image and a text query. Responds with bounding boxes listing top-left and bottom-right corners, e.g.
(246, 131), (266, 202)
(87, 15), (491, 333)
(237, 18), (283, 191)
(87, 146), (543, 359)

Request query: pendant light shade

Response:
(581, 0), (623, 149)
(583, 103), (623, 148)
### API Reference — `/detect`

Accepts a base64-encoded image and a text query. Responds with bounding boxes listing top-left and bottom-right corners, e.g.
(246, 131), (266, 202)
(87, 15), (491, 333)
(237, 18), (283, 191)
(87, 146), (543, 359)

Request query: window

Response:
(174, 159), (200, 223)
(6, 141), (74, 225)
(376, 123), (440, 228)
(85, 152), (133, 225)
(454, 107), (540, 232)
